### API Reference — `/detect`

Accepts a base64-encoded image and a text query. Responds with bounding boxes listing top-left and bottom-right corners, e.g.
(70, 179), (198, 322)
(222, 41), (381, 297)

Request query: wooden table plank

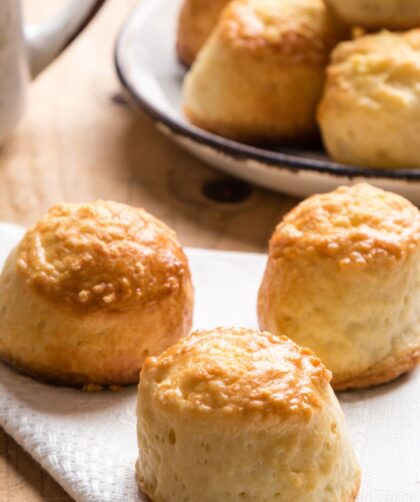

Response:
(0, 0), (299, 500)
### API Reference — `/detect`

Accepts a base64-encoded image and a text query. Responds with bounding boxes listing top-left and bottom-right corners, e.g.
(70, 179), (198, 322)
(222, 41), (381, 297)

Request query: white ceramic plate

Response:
(115, 0), (420, 203)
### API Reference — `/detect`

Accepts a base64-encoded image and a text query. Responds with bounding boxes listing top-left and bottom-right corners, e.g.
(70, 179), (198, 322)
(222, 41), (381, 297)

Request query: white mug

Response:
(0, 0), (105, 143)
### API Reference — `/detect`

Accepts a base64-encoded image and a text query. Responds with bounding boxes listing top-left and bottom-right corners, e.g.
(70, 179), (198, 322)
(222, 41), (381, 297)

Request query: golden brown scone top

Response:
(141, 327), (331, 422)
(16, 201), (190, 311)
(219, 0), (348, 63)
(270, 184), (420, 268)
(324, 30), (420, 109)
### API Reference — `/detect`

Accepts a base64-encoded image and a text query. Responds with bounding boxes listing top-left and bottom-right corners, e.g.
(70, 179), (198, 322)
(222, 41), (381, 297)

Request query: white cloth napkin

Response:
(0, 222), (419, 502)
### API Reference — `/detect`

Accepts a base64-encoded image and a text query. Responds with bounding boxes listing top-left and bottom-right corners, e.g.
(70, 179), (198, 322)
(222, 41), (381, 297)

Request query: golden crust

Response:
(141, 327), (331, 422)
(269, 183), (420, 269)
(176, 0), (230, 66)
(219, 0), (346, 65)
(16, 201), (190, 312)
(333, 348), (420, 391)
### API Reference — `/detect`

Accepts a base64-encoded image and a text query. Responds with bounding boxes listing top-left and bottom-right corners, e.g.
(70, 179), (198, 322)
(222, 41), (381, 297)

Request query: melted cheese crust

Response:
(270, 183), (420, 269)
(141, 327), (331, 422)
(17, 201), (190, 311)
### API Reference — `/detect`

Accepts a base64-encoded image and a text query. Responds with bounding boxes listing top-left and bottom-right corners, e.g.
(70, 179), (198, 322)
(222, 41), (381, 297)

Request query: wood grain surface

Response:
(0, 0), (299, 500)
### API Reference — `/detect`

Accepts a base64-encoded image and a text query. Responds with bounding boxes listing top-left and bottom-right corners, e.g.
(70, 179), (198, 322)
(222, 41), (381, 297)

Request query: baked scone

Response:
(183, 0), (349, 143)
(318, 30), (420, 169)
(324, 0), (420, 30)
(137, 327), (361, 502)
(0, 201), (193, 386)
(176, 0), (230, 66)
(258, 184), (420, 390)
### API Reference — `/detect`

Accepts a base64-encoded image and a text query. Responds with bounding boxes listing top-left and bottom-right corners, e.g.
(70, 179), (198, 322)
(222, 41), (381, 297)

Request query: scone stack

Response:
(178, 0), (420, 169)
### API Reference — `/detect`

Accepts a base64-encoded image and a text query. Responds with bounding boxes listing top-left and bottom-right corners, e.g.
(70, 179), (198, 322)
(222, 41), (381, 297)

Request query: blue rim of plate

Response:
(114, 8), (420, 182)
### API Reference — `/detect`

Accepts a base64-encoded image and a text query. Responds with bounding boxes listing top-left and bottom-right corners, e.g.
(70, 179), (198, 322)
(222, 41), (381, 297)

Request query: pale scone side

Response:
(318, 30), (420, 169)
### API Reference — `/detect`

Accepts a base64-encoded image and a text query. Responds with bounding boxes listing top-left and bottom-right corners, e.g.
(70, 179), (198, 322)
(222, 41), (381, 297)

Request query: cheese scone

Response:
(318, 30), (420, 169)
(324, 0), (420, 30)
(0, 201), (193, 386)
(183, 0), (349, 143)
(137, 327), (361, 501)
(176, 0), (230, 66)
(258, 184), (420, 390)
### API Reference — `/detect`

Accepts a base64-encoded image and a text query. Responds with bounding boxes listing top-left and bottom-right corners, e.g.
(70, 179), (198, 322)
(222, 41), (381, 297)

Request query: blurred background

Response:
(0, 0), (296, 249)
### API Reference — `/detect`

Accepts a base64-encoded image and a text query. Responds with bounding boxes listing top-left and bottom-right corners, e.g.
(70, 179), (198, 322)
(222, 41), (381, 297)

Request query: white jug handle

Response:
(24, 0), (106, 79)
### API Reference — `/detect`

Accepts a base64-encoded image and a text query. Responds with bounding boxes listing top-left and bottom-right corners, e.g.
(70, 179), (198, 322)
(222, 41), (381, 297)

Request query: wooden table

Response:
(0, 0), (298, 500)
